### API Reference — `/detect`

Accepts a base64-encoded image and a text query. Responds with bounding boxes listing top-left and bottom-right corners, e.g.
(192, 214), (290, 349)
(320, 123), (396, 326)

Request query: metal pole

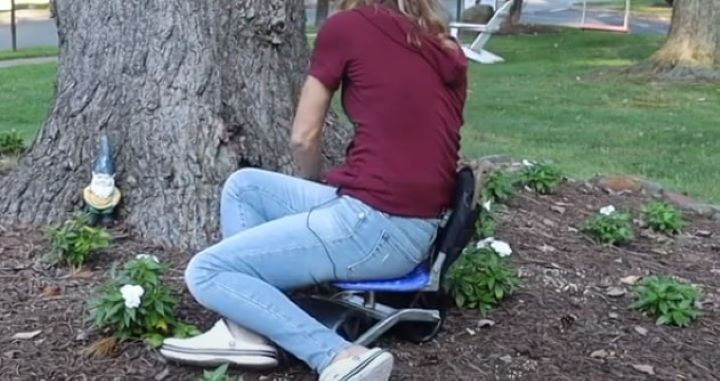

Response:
(10, 0), (17, 51)
(456, 0), (463, 21)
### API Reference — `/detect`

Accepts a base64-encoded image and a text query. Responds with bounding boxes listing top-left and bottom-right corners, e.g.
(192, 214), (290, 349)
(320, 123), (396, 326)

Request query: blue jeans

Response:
(185, 168), (440, 372)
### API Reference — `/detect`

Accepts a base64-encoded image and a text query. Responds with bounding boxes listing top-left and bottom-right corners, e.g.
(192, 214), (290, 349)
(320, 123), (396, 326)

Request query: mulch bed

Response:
(1, 179), (719, 380)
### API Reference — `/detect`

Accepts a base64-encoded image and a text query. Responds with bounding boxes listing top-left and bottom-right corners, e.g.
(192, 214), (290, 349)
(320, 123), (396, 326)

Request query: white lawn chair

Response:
(449, 0), (514, 64)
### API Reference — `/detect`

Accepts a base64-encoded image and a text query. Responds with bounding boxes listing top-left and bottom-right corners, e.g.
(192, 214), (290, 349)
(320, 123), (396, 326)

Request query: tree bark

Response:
(0, 0), (350, 251)
(645, 0), (720, 80)
(315, 0), (331, 28)
(500, 0), (524, 33)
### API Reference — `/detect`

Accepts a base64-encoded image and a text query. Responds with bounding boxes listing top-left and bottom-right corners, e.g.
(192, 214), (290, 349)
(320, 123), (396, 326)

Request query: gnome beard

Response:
(89, 172), (116, 199)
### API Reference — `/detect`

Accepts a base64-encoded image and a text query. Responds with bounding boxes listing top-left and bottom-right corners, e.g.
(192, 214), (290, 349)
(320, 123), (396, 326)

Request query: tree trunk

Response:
(315, 0), (331, 28)
(500, 0), (524, 33)
(0, 0), (350, 251)
(646, 0), (720, 80)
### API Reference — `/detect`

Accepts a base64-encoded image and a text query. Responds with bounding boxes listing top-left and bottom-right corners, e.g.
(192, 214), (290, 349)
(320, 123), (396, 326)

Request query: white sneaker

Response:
(159, 319), (278, 368)
(319, 348), (394, 381)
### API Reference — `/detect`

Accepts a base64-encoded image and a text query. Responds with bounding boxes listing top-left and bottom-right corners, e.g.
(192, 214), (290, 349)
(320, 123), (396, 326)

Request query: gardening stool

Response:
(297, 167), (480, 346)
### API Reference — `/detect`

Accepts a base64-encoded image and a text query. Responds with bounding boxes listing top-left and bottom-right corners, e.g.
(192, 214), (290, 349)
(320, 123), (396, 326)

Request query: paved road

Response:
(0, 19), (57, 50)
(522, 7), (670, 35)
(0, 3), (669, 52)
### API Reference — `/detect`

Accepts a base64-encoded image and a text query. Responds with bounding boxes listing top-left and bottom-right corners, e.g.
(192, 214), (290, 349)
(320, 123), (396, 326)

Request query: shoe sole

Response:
(159, 347), (279, 369)
(341, 351), (394, 381)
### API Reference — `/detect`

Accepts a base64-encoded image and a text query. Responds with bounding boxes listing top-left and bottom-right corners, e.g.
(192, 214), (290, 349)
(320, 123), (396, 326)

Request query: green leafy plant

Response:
(520, 161), (563, 194)
(198, 364), (242, 381)
(643, 201), (686, 235)
(630, 276), (701, 327)
(88, 255), (200, 347)
(0, 130), (25, 155)
(47, 213), (111, 267)
(446, 240), (518, 314)
(583, 207), (634, 245)
(475, 201), (496, 239)
(483, 170), (518, 204)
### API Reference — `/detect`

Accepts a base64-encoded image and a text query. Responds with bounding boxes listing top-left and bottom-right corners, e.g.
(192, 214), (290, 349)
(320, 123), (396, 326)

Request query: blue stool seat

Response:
(334, 264), (430, 292)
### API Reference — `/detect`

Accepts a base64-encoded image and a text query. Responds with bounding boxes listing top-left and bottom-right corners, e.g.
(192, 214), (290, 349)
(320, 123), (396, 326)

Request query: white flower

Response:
(120, 284), (144, 309)
(522, 159), (535, 168)
(490, 240), (513, 257)
(483, 200), (492, 211)
(136, 254), (159, 263)
(599, 205), (616, 216)
(476, 237), (513, 257)
(477, 237), (495, 249)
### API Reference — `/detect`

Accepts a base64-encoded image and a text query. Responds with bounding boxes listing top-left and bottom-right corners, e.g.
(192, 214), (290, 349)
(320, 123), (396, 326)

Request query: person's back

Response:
(312, 4), (468, 217)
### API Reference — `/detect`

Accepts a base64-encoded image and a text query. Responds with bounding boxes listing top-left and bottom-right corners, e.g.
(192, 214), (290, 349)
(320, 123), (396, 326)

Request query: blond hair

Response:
(337, 0), (450, 36)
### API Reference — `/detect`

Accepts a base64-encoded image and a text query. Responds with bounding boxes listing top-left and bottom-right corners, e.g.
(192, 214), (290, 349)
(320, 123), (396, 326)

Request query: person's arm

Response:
(290, 76), (334, 181)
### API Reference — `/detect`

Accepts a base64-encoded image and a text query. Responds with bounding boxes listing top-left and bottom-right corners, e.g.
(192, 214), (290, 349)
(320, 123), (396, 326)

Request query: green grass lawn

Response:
(0, 62), (55, 141)
(463, 30), (719, 202)
(0, 46), (58, 61)
(1, 31), (719, 203)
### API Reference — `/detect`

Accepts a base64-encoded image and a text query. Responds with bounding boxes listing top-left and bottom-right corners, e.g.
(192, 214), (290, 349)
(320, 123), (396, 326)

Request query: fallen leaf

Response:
(608, 312), (619, 319)
(620, 275), (642, 285)
(478, 319), (496, 328)
(82, 337), (118, 359)
(550, 205), (566, 215)
(40, 286), (62, 298)
(542, 218), (557, 227)
(75, 330), (88, 341)
(606, 287), (627, 297)
(2, 350), (20, 359)
(632, 364), (655, 375)
(634, 326), (648, 336)
(499, 355), (512, 363)
(154, 368), (171, 381)
(696, 230), (712, 238)
(590, 349), (608, 359)
(12, 330), (42, 340)
(651, 248), (670, 256)
(70, 270), (95, 279)
(466, 328), (476, 336)
(539, 244), (557, 253)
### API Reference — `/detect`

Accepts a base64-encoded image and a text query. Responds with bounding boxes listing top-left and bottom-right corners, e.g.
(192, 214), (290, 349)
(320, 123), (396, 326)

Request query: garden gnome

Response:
(83, 134), (121, 227)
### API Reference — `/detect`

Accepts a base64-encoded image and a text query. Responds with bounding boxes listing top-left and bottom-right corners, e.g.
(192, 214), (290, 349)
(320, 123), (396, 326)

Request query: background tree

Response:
(642, 0), (720, 80)
(316, 0), (332, 28)
(500, 0), (524, 33)
(0, 0), (350, 251)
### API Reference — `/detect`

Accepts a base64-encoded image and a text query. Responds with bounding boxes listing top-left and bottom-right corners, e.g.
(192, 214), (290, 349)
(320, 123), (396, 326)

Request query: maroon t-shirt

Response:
(309, 5), (468, 218)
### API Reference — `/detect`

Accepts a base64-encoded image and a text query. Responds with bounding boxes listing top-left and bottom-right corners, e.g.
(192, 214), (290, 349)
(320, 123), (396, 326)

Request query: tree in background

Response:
(316, 0), (331, 27)
(642, 0), (719, 80)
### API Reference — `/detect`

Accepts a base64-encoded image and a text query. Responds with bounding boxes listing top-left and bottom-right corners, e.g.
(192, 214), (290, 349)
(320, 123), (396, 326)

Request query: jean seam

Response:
(232, 184), (300, 217)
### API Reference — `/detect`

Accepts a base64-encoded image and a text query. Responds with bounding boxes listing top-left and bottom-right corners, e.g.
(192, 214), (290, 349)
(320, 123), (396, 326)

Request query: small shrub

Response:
(583, 206), (634, 245)
(630, 276), (700, 327)
(88, 255), (200, 347)
(643, 201), (685, 235)
(199, 364), (240, 381)
(475, 201), (496, 239)
(483, 170), (518, 204)
(0, 130), (25, 155)
(48, 213), (111, 267)
(447, 239), (518, 314)
(520, 161), (563, 194)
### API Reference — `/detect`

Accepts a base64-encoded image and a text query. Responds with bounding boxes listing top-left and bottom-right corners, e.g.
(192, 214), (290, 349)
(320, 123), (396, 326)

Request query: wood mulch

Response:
(1, 180), (719, 380)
